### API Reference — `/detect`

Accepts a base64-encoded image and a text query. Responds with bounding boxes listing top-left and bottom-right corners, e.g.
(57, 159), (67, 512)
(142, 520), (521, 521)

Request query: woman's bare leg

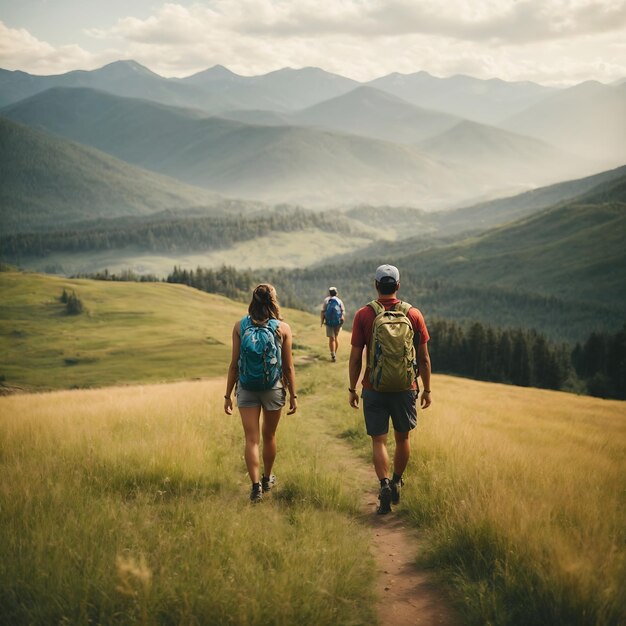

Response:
(240, 405), (262, 483)
(261, 408), (282, 477)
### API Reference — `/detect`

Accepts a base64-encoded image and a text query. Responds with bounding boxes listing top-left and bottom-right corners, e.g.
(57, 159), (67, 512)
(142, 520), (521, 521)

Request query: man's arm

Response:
(417, 342), (432, 409)
(348, 345), (364, 408)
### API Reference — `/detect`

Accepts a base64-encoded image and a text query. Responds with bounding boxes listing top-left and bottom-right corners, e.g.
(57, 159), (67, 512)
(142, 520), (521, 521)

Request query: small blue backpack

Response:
(238, 316), (282, 391)
(325, 297), (342, 327)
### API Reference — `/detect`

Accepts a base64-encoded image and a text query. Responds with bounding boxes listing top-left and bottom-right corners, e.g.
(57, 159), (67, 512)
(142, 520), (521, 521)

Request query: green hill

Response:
(0, 270), (319, 392)
(0, 117), (221, 233)
(407, 187), (626, 306)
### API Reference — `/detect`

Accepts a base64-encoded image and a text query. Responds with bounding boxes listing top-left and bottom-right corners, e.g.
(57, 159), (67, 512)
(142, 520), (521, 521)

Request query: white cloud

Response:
(209, 0), (626, 43)
(0, 20), (106, 74)
(1, 2), (626, 84)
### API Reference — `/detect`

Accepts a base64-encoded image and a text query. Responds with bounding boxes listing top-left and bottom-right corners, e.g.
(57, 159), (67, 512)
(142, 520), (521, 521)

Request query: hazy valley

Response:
(1, 59), (625, 345)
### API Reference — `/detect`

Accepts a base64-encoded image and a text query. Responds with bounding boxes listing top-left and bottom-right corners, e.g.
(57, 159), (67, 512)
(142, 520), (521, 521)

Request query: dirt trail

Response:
(337, 440), (462, 626)
(316, 415), (460, 625)
(359, 480), (461, 626)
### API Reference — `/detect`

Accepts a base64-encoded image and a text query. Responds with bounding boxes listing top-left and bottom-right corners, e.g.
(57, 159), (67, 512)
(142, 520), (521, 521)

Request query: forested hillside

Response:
(0, 209), (369, 257)
(0, 116), (221, 233)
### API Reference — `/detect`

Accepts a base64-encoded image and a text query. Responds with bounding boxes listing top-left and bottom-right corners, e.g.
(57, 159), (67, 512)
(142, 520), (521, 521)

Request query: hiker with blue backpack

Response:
(348, 265), (432, 514)
(224, 284), (298, 503)
(320, 287), (345, 362)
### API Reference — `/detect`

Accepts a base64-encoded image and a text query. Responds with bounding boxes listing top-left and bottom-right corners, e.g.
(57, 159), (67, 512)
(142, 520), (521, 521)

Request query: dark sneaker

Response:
(391, 478), (404, 505)
(261, 474), (276, 493)
(250, 483), (262, 503)
(377, 482), (392, 514)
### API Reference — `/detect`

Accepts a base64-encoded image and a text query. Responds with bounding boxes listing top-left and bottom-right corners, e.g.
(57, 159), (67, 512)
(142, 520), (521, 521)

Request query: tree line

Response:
(427, 318), (571, 390)
(0, 209), (360, 257)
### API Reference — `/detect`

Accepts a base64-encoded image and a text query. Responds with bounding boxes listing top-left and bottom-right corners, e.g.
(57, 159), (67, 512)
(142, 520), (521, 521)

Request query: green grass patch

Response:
(0, 271), (321, 391)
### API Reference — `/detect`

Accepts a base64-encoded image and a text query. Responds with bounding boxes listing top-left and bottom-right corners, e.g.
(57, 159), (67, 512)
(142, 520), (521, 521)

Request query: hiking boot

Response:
(261, 474), (276, 493)
(377, 481), (392, 514)
(391, 478), (404, 505)
(250, 483), (263, 503)
(331, 353), (336, 362)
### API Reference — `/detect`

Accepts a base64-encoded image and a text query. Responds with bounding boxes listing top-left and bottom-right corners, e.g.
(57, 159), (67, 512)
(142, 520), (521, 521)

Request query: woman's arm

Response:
(280, 321), (298, 415)
(224, 321), (240, 415)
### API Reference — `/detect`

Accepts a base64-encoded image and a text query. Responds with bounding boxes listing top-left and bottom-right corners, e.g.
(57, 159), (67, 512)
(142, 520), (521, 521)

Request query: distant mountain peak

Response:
(186, 64), (242, 81)
(259, 66), (350, 80)
(376, 70), (435, 83)
(299, 84), (419, 112)
(96, 59), (159, 77)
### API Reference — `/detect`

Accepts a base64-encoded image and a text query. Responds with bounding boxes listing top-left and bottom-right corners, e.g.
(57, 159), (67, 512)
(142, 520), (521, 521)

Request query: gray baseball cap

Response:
(375, 264), (400, 283)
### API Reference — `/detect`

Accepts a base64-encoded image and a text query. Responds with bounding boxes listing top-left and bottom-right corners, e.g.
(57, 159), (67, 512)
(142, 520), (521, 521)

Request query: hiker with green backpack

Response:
(224, 284), (298, 503)
(348, 265), (432, 514)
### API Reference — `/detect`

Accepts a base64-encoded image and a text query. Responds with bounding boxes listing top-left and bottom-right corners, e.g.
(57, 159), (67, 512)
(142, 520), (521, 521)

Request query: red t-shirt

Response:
(351, 298), (430, 390)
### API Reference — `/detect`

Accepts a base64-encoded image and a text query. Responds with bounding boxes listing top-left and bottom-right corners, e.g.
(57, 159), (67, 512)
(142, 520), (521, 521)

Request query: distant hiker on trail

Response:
(348, 264), (432, 514)
(224, 284), (297, 503)
(321, 286), (345, 362)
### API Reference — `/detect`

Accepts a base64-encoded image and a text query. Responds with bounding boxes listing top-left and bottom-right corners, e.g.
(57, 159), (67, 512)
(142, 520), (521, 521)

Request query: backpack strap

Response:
(240, 315), (252, 334)
(367, 300), (385, 316)
(396, 301), (412, 315)
(241, 316), (280, 335)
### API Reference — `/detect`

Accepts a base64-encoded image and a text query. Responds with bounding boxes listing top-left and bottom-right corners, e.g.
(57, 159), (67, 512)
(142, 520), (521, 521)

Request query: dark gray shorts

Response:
(362, 389), (417, 436)
(236, 385), (286, 411)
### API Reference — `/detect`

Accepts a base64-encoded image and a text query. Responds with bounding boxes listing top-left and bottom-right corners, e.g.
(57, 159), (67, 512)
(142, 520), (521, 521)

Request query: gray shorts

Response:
(325, 324), (342, 338)
(236, 385), (286, 411)
(362, 389), (417, 436)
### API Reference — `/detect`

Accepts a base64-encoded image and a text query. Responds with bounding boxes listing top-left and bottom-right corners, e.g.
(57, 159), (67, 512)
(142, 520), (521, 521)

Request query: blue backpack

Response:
(325, 297), (342, 327)
(238, 316), (282, 391)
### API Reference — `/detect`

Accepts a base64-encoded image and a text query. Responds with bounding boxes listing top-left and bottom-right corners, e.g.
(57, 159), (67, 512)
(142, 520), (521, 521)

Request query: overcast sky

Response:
(1, 0), (625, 84)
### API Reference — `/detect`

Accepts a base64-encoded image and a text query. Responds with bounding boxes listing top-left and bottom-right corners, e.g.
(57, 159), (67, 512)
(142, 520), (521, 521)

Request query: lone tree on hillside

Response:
(61, 289), (84, 315)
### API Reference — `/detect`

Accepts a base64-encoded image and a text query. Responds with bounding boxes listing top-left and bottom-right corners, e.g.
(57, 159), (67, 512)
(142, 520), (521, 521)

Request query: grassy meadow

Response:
(400, 381), (626, 626)
(0, 270), (318, 391)
(0, 379), (374, 626)
(1, 270), (625, 625)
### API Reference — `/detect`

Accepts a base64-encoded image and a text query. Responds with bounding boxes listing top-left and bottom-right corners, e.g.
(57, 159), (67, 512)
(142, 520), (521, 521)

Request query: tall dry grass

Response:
(0, 379), (375, 626)
(400, 376), (626, 626)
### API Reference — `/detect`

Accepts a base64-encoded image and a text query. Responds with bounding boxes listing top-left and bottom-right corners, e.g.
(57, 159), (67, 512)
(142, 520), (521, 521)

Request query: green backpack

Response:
(368, 300), (417, 392)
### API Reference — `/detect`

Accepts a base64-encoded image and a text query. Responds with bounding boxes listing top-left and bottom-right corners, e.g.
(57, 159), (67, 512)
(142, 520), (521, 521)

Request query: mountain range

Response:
(2, 80), (602, 208)
(367, 71), (557, 124)
(1, 60), (624, 167)
(1, 87), (478, 208)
